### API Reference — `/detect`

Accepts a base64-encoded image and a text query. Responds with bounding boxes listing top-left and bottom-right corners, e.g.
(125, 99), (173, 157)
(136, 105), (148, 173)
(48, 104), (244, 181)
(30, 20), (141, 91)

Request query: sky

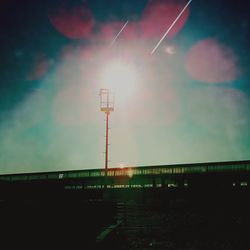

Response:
(0, 0), (249, 174)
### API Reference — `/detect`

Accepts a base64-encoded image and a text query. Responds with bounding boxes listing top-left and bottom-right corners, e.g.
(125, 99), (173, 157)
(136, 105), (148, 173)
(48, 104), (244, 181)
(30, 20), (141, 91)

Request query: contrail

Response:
(110, 20), (129, 46)
(151, 0), (192, 54)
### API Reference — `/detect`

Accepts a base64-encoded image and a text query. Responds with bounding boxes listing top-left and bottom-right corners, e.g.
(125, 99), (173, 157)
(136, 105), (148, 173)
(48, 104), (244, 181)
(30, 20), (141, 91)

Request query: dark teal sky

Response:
(0, 0), (249, 174)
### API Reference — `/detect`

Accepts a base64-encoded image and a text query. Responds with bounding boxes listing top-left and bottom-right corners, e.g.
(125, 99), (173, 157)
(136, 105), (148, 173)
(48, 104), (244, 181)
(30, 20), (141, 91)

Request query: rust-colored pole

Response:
(105, 110), (109, 172)
(104, 90), (109, 188)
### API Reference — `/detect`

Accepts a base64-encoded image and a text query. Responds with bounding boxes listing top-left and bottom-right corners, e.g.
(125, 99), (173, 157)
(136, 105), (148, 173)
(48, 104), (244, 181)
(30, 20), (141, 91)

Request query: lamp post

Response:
(99, 88), (114, 188)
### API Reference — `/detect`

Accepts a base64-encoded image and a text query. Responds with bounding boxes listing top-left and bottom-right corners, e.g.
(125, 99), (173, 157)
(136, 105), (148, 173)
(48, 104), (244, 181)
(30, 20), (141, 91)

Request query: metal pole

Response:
(104, 91), (109, 188)
(105, 110), (109, 171)
(100, 88), (113, 189)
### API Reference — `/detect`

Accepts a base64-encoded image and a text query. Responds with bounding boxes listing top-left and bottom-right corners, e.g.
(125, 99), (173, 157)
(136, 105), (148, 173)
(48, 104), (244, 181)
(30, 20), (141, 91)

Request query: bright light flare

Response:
(99, 61), (138, 103)
(119, 163), (126, 169)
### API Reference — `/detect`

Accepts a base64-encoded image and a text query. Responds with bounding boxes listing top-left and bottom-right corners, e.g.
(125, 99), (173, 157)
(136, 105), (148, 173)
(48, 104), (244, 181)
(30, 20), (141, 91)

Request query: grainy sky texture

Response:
(0, 0), (249, 174)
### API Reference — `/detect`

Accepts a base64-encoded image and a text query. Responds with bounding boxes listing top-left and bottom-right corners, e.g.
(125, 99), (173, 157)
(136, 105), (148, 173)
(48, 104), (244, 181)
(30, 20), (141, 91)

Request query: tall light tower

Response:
(99, 88), (114, 185)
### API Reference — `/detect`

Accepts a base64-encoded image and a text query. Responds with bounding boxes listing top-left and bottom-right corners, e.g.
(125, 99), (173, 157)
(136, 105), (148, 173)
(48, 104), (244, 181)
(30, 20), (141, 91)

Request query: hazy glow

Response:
(0, 0), (249, 174)
(99, 61), (138, 103)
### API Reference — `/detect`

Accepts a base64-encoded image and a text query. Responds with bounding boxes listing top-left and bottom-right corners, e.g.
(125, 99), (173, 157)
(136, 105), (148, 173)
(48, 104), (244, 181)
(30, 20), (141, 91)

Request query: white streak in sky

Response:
(110, 21), (129, 46)
(151, 0), (193, 54)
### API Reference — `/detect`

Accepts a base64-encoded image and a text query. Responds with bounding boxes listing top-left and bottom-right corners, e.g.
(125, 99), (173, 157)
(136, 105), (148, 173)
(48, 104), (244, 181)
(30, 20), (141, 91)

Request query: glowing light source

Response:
(99, 61), (138, 103)
(119, 163), (127, 169)
(127, 168), (134, 178)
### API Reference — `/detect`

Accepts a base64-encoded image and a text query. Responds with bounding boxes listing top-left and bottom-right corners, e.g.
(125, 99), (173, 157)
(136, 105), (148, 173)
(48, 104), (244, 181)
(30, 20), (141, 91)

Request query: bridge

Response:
(0, 160), (249, 200)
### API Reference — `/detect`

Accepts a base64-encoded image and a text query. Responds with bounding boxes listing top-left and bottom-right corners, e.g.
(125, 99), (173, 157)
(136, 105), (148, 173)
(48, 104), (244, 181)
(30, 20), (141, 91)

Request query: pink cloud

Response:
(26, 54), (50, 81)
(140, 0), (190, 39)
(48, 3), (94, 39)
(186, 38), (240, 83)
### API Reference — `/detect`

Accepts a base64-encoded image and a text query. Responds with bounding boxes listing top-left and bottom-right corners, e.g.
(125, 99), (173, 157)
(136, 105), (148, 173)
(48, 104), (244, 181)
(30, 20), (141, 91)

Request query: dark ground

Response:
(1, 188), (250, 250)
(101, 198), (250, 250)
